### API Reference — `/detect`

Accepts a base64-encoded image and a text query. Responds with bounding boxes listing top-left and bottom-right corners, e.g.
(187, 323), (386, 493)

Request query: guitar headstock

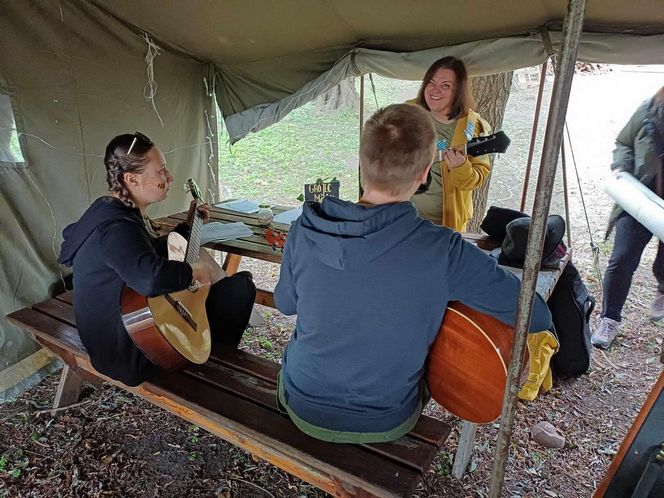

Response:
(184, 178), (203, 202)
(466, 131), (511, 156)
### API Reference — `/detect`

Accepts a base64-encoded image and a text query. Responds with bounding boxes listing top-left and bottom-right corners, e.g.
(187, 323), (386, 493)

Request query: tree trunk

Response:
(316, 78), (359, 111)
(466, 72), (513, 233)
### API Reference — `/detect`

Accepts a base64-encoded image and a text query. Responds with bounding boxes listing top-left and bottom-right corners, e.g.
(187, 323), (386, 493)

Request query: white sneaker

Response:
(591, 317), (620, 349)
(648, 291), (664, 322)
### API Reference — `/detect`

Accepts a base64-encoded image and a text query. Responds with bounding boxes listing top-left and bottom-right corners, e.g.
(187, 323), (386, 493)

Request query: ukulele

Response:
(120, 179), (212, 370)
(425, 301), (527, 424)
(416, 131), (511, 194)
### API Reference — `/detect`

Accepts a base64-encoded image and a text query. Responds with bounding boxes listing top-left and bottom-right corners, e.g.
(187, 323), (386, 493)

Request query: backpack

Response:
(548, 260), (596, 379)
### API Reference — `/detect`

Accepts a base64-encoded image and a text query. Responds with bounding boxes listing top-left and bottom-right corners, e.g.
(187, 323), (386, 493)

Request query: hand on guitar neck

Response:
(190, 259), (215, 285)
(188, 199), (211, 224)
(122, 179), (227, 370)
(186, 194), (226, 286)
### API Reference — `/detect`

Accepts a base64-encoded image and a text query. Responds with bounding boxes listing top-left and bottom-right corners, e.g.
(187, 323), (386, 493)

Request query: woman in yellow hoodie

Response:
(410, 56), (491, 232)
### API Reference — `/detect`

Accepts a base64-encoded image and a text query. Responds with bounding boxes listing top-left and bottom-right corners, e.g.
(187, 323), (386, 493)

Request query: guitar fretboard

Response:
(185, 210), (203, 266)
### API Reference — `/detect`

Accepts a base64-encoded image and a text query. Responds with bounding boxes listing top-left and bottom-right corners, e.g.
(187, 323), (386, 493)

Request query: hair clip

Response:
(126, 136), (138, 156)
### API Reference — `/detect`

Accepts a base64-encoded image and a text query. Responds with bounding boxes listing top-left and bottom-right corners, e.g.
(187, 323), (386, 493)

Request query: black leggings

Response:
(206, 271), (256, 348)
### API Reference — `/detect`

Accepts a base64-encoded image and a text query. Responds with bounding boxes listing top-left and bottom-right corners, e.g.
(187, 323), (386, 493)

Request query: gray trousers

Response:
(602, 213), (664, 321)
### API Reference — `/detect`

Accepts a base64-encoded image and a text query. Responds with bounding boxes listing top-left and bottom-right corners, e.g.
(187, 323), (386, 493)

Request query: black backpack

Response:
(548, 261), (596, 379)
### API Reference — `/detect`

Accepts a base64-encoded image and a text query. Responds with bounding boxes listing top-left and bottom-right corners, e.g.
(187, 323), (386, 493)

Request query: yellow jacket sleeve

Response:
(446, 153), (492, 191)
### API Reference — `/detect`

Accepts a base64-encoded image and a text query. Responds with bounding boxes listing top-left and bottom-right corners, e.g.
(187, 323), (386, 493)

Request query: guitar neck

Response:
(185, 209), (203, 265)
(439, 131), (510, 158)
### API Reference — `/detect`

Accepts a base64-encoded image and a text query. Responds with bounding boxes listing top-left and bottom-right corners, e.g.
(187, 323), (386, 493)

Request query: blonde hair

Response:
(360, 104), (435, 195)
(655, 86), (664, 105)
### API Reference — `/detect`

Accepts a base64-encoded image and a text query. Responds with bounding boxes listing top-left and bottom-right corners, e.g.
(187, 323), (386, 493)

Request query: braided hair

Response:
(104, 132), (154, 208)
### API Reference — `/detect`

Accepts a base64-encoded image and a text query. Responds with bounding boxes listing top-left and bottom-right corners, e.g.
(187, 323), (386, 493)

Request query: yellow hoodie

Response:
(440, 110), (492, 231)
(408, 101), (492, 231)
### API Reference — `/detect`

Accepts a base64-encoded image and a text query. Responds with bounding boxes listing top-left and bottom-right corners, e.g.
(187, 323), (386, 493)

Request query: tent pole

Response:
(520, 60), (549, 213)
(359, 75), (365, 199)
(488, 1), (586, 497)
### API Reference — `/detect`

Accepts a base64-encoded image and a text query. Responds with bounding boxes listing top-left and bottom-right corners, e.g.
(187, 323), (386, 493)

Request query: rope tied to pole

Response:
(564, 122), (604, 293)
(143, 33), (164, 127)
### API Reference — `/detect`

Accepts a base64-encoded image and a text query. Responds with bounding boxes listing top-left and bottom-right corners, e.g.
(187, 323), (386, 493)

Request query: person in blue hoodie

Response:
(58, 132), (256, 386)
(274, 104), (552, 443)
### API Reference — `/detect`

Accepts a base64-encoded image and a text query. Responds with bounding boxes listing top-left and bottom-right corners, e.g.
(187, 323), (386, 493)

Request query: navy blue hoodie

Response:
(275, 197), (551, 434)
(58, 197), (192, 386)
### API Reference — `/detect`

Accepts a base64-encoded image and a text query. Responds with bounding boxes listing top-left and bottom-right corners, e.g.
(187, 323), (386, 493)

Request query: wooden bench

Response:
(7, 292), (451, 497)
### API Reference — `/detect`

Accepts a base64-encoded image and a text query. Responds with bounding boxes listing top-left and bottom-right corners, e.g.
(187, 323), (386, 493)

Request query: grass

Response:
(5, 129), (25, 163)
(217, 75), (420, 206)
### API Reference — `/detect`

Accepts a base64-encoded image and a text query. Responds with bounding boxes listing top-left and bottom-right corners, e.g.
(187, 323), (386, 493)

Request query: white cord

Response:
(23, 169), (67, 291)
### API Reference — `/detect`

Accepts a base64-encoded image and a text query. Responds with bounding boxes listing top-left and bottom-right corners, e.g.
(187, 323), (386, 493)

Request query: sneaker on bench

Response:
(591, 317), (620, 349)
(649, 291), (664, 322)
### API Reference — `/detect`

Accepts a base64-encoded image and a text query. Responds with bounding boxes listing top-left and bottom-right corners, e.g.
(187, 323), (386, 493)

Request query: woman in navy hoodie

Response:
(59, 132), (255, 386)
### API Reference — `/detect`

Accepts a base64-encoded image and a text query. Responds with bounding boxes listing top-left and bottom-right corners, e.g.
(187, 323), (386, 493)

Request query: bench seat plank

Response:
(210, 346), (450, 448)
(149, 369), (421, 496)
(8, 307), (83, 354)
(188, 360), (442, 475)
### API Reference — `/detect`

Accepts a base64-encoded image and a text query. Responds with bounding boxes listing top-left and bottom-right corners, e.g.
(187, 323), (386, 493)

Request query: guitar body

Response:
(426, 301), (524, 424)
(121, 284), (211, 370)
(121, 180), (213, 370)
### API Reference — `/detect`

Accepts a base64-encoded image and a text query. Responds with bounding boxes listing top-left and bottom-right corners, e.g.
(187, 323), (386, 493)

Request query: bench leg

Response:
(52, 365), (83, 415)
(452, 420), (478, 479)
(222, 253), (242, 275)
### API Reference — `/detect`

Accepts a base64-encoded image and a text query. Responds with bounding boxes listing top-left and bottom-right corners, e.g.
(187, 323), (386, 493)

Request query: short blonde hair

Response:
(360, 104), (435, 195)
(655, 85), (664, 105)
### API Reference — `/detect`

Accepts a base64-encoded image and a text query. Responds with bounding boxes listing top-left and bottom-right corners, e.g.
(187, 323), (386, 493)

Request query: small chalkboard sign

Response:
(303, 179), (340, 203)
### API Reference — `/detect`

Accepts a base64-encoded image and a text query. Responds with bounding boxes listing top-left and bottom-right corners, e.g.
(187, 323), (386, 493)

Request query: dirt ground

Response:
(2, 66), (664, 497)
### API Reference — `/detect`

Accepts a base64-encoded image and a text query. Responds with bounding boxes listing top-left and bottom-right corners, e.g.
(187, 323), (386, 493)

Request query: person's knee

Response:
(607, 245), (642, 273)
(225, 272), (257, 302)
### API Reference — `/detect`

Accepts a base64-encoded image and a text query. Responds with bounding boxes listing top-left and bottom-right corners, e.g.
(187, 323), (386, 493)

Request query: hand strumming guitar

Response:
(191, 259), (214, 285)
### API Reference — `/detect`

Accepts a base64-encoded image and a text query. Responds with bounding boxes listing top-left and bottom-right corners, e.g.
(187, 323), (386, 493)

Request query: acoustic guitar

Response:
(426, 301), (526, 424)
(121, 179), (212, 370)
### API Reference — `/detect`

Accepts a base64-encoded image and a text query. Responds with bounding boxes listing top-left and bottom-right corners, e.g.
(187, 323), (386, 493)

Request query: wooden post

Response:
(222, 253), (242, 275)
(489, 1), (587, 496)
(452, 421), (478, 478)
(52, 365), (83, 416)
(520, 60), (549, 213)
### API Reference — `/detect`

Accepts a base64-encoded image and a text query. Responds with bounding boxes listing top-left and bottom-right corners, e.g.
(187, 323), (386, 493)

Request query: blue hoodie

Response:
(275, 197), (551, 435)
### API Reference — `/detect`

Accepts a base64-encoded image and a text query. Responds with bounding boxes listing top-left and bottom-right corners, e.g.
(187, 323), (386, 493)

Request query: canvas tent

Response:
(1, 0), (664, 400)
